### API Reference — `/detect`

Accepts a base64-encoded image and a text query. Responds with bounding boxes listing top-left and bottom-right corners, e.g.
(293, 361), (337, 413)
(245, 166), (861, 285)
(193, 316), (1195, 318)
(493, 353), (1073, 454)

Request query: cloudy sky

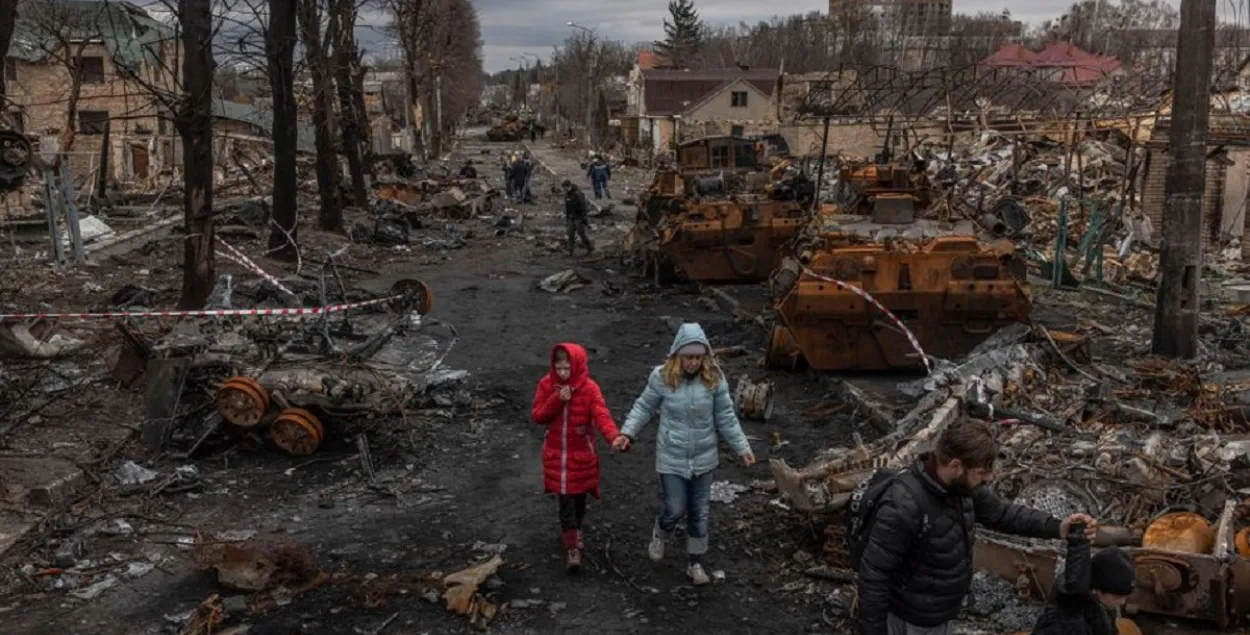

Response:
(468, 0), (1181, 72)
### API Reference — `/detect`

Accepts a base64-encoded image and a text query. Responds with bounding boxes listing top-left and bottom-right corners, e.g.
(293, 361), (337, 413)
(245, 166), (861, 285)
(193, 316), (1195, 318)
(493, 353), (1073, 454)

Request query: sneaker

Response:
(687, 563), (710, 586)
(565, 548), (582, 573)
(648, 531), (665, 562)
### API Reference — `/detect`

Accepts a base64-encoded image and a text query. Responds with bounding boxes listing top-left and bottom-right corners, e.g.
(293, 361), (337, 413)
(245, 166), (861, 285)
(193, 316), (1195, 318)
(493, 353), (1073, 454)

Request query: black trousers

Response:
(566, 217), (593, 254)
(558, 493), (587, 530)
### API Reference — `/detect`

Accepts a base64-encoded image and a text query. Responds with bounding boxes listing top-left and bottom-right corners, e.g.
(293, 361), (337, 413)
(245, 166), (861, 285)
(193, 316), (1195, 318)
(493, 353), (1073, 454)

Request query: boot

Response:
(562, 529), (581, 573)
(687, 562), (710, 586)
(576, 528), (584, 550)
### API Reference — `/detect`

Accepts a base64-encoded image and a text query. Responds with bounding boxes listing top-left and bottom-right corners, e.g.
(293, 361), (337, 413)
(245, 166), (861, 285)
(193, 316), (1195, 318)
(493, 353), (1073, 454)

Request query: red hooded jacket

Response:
(531, 343), (620, 498)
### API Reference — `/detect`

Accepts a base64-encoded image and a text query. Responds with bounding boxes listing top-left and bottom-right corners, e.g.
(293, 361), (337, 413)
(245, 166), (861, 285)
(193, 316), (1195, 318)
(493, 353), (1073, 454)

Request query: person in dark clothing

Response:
(1032, 534), (1134, 635)
(503, 155), (516, 200)
(459, 160), (478, 179)
(587, 156), (612, 200)
(511, 156), (532, 204)
(530, 126), (538, 143)
(563, 180), (593, 256)
(857, 419), (1097, 635)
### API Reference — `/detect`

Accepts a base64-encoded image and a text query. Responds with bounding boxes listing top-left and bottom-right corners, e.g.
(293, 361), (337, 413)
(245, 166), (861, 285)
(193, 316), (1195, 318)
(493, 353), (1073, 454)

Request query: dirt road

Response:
(2, 133), (844, 635)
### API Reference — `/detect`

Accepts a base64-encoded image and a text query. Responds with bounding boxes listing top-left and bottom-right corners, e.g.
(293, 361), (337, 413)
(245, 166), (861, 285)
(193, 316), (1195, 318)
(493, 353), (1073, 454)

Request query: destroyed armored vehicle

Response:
(624, 135), (815, 284)
(766, 223), (1032, 371)
(486, 115), (531, 142)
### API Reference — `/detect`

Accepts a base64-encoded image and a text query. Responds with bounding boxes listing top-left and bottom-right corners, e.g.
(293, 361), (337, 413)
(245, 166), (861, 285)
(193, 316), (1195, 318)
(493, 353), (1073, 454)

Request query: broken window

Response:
(731, 91), (748, 108)
(734, 141), (755, 168)
(75, 56), (105, 84)
(710, 144), (730, 168)
(78, 110), (109, 134)
(3, 57), (15, 82)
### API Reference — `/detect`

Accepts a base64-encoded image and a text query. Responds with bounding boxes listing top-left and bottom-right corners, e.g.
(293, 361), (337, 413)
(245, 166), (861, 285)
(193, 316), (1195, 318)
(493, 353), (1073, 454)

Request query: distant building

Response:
(626, 58), (780, 155)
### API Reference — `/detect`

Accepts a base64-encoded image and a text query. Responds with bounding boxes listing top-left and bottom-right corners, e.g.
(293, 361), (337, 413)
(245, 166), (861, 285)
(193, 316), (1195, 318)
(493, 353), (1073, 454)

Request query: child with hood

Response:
(531, 343), (622, 573)
(1032, 519), (1134, 635)
(614, 323), (755, 586)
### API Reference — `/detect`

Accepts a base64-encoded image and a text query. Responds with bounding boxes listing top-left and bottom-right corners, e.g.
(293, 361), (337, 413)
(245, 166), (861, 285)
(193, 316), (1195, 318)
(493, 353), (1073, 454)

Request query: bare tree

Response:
(178, 0), (217, 308)
(328, 0), (367, 209)
(267, 0), (299, 258)
(387, 0), (483, 158)
(297, 0), (343, 231)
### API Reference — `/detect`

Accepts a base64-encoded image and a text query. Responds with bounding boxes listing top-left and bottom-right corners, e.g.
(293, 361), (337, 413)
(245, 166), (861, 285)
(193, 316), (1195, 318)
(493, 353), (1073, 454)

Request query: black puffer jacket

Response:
(1031, 536), (1118, 635)
(856, 455), (1061, 634)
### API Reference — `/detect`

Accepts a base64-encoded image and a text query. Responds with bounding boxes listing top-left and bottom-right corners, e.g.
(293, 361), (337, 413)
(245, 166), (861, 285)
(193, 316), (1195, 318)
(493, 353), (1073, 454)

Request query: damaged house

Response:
(627, 57), (780, 155)
(3, 0), (180, 185)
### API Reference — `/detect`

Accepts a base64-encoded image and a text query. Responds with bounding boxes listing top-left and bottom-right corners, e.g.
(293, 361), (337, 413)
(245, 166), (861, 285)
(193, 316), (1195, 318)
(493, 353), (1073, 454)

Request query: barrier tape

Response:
(0, 294), (403, 321)
(216, 238), (297, 297)
(799, 266), (933, 374)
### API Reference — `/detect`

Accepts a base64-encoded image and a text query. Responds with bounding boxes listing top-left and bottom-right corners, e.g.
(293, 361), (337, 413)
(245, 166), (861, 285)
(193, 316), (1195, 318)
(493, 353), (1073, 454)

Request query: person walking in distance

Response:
(562, 180), (594, 257)
(587, 155), (612, 200)
(852, 419), (1097, 635)
(531, 344), (622, 573)
(614, 323), (755, 586)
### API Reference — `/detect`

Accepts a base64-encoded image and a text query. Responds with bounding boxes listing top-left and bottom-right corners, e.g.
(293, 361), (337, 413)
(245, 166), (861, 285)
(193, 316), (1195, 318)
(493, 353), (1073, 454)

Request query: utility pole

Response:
(568, 22), (597, 148)
(1152, 0), (1216, 359)
(435, 71), (443, 156)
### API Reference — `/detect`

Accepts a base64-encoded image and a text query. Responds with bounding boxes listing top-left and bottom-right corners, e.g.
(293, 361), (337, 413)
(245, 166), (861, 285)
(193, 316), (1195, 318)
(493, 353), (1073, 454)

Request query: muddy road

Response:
(2, 133), (848, 635)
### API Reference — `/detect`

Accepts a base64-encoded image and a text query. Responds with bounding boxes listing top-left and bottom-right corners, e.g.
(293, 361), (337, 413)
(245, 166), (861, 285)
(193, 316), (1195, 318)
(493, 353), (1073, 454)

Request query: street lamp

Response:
(565, 21), (597, 148)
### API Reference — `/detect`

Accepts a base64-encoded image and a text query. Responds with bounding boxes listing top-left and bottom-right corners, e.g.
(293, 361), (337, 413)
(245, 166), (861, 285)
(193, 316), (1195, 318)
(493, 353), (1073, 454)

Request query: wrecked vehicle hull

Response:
(625, 135), (815, 284)
(628, 199), (810, 284)
(767, 235), (1032, 371)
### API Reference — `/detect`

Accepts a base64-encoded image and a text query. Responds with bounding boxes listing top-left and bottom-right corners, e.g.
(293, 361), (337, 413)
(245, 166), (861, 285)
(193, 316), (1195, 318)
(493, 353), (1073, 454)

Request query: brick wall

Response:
(1140, 143), (1227, 249)
(6, 41), (180, 183)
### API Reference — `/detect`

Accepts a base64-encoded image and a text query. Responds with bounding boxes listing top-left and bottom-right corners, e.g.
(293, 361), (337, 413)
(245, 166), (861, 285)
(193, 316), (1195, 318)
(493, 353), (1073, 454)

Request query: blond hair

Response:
(662, 354), (721, 391)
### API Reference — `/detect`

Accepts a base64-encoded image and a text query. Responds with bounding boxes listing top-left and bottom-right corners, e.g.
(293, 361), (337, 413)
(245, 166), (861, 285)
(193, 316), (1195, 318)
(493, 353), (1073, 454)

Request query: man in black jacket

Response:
(563, 180), (593, 256)
(857, 419), (1097, 635)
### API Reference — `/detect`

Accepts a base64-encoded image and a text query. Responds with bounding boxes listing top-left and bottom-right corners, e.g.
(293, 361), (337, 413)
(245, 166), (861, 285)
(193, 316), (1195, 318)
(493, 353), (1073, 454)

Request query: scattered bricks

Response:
(0, 457), (87, 508)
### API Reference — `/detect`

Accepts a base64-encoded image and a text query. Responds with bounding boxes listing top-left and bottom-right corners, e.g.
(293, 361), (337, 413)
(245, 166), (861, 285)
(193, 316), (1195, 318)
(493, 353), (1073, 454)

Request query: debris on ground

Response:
(538, 269), (590, 293)
(441, 554), (503, 628)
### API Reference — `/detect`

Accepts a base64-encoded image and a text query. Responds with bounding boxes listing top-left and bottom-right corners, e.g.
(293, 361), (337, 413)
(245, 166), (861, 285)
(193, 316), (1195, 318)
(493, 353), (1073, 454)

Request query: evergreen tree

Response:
(653, 0), (704, 69)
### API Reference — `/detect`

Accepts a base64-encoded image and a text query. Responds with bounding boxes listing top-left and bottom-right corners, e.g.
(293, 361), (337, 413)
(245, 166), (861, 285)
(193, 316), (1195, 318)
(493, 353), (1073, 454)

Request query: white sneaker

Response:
(687, 563), (710, 586)
(648, 532), (665, 562)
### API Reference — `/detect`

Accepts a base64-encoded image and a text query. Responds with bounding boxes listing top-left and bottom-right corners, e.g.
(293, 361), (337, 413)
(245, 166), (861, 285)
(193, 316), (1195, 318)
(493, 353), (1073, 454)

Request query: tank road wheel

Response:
(217, 377), (269, 428)
(389, 279), (434, 315)
(270, 408), (325, 456)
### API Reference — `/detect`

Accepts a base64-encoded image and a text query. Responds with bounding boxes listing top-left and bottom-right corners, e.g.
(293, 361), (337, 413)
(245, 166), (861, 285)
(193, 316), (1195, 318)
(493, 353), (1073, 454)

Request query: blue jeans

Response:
(592, 179), (610, 200)
(657, 471), (713, 558)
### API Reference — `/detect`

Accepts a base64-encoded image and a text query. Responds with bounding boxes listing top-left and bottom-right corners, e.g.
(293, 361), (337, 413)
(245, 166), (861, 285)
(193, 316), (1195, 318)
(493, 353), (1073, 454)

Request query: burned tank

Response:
(486, 115), (530, 142)
(624, 135), (815, 284)
(765, 217), (1032, 372)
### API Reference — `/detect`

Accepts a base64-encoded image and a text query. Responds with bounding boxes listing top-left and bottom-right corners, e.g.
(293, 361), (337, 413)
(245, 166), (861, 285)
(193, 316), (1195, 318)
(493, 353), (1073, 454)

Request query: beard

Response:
(948, 473), (982, 496)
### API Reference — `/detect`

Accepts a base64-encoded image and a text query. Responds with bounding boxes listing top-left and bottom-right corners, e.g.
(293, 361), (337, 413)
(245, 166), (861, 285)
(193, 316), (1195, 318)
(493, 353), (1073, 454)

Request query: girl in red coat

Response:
(531, 343), (622, 572)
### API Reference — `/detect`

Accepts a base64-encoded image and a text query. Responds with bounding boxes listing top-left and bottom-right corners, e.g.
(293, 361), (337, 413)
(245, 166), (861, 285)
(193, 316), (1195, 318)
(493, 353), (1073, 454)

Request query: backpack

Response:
(844, 469), (937, 571)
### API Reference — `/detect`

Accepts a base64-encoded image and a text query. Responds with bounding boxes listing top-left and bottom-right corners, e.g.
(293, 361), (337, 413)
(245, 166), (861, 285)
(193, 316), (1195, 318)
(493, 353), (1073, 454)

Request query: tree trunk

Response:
(0, 0), (17, 98)
(350, 56), (373, 179)
(266, 0), (299, 259)
(177, 0), (216, 309)
(297, 0), (342, 232)
(329, 0), (367, 209)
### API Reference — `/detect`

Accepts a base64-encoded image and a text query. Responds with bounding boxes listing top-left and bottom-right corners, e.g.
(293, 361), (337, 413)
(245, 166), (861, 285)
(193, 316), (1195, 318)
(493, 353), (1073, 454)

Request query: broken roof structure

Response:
(7, 0), (174, 71)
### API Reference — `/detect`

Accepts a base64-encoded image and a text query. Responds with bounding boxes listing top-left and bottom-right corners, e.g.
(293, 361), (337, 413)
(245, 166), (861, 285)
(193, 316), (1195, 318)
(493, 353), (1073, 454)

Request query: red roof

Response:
(980, 41), (1120, 87)
(980, 42), (1036, 67)
(638, 50), (665, 71)
(641, 69), (779, 116)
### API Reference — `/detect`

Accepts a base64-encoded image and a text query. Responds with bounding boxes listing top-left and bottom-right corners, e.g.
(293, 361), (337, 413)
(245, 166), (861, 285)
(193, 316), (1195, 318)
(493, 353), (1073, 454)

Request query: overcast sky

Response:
(468, 0), (1183, 72)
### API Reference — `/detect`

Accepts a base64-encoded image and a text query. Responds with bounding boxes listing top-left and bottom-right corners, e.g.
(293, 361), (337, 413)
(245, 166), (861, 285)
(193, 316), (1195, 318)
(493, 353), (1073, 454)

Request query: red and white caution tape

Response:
(216, 238), (297, 297)
(800, 266), (933, 374)
(0, 295), (402, 322)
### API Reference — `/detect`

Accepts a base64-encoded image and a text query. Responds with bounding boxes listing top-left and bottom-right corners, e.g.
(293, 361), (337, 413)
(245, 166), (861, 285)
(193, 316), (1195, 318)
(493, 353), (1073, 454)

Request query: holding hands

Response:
(612, 435), (631, 452)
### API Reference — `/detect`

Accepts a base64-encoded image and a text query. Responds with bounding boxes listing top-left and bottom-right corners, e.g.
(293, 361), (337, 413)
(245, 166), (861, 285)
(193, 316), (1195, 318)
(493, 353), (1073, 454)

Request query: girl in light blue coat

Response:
(613, 323), (755, 585)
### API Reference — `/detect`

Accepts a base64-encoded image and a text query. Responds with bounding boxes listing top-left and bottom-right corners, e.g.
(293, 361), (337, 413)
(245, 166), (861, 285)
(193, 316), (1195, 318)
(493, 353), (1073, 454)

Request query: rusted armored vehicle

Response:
(486, 115), (529, 142)
(766, 223), (1032, 371)
(625, 135), (815, 284)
